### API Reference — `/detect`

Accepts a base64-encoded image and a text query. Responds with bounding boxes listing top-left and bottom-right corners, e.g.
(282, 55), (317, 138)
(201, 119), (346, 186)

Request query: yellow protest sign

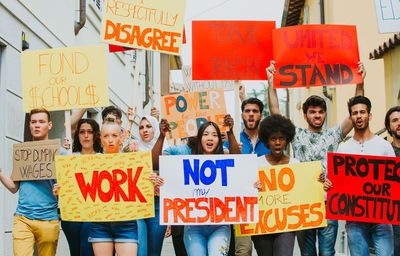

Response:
(161, 88), (227, 140)
(236, 161), (327, 236)
(100, 0), (186, 55)
(21, 45), (109, 112)
(55, 151), (154, 222)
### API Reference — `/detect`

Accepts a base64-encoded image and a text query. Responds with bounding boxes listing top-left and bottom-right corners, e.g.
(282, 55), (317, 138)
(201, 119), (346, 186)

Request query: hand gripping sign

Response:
(160, 154), (259, 225)
(273, 24), (362, 88)
(236, 161), (327, 236)
(55, 151), (154, 222)
(327, 153), (400, 224)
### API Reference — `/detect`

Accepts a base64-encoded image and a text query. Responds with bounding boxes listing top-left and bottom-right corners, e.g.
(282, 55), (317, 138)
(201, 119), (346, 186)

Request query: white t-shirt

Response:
(337, 135), (395, 157)
(257, 155), (300, 167)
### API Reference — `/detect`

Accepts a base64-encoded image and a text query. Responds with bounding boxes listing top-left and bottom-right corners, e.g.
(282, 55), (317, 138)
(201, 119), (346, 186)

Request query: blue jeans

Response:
(394, 225), (400, 256)
(184, 225), (230, 256)
(138, 197), (167, 256)
(89, 220), (138, 243)
(346, 221), (393, 256)
(61, 221), (94, 256)
(297, 219), (338, 256)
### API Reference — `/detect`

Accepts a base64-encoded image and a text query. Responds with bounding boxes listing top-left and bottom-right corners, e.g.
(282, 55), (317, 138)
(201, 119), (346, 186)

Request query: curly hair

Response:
(193, 122), (224, 155)
(385, 106), (400, 136)
(258, 114), (296, 149)
(73, 119), (102, 153)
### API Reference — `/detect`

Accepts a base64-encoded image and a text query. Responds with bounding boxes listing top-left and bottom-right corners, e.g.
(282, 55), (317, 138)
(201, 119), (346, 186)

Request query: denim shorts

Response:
(88, 220), (138, 243)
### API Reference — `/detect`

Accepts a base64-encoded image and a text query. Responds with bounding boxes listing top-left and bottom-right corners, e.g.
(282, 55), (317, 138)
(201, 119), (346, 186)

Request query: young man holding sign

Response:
(0, 109), (64, 256)
(337, 96), (395, 256)
(385, 106), (400, 256)
(266, 61), (366, 255)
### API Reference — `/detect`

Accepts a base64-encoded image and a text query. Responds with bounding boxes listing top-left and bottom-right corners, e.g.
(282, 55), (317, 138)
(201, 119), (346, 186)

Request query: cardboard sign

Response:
(273, 25), (362, 88)
(192, 21), (275, 80)
(12, 139), (60, 181)
(182, 66), (235, 92)
(161, 88), (227, 140)
(236, 161), (327, 236)
(374, 0), (400, 33)
(100, 0), (186, 55)
(327, 153), (400, 224)
(21, 45), (109, 112)
(55, 151), (154, 222)
(160, 154), (259, 225)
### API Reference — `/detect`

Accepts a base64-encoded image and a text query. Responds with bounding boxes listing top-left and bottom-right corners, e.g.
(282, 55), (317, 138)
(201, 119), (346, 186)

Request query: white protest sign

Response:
(160, 154), (259, 225)
(182, 66), (236, 92)
(374, 0), (400, 33)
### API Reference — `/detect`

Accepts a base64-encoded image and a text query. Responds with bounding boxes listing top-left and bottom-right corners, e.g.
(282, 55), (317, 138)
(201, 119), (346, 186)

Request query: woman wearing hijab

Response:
(137, 115), (167, 256)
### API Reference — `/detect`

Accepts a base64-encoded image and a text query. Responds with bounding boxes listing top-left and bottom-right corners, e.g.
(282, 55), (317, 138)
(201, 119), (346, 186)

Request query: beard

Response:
(391, 128), (400, 139)
(306, 117), (324, 130)
(353, 119), (369, 131)
(244, 119), (261, 130)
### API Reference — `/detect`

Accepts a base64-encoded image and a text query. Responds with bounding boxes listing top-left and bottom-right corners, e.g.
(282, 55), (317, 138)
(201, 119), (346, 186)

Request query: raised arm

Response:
(266, 61), (281, 115)
(224, 114), (241, 154)
(341, 62), (366, 136)
(0, 168), (20, 194)
(152, 119), (170, 170)
(70, 108), (87, 137)
(125, 106), (137, 133)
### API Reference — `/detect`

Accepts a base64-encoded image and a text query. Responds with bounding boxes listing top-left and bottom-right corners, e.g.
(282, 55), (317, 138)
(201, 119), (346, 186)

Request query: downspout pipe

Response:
(74, 0), (86, 35)
(320, 0), (333, 100)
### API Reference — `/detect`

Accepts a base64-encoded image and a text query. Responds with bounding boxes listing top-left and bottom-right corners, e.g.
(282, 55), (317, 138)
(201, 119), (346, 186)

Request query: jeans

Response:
(138, 197), (167, 256)
(394, 225), (400, 256)
(172, 226), (188, 256)
(184, 225), (230, 256)
(61, 221), (94, 256)
(251, 232), (295, 256)
(297, 219), (338, 256)
(89, 220), (138, 243)
(346, 221), (393, 256)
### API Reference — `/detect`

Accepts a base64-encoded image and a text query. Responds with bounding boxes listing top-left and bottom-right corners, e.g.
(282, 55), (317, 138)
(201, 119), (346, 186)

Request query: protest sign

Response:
(236, 161), (327, 236)
(108, 44), (135, 52)
(161, 88), (227, 140)
(192, 21), (275, 80)
(160, 154), (259, 225)
(21, 45), (109, 112)
(327, 153), (400, 224)
(273, 25), (362, 88)
(55, 151), (154, 222)
(374, 0), (400, 33)
(12, 139), (60, 181)
(100, 0), (186, 55)
(182, 66), (235, 92)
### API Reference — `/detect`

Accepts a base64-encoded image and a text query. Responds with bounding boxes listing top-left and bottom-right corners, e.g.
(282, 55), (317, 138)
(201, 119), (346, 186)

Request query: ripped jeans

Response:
(184, 225), (230, 256)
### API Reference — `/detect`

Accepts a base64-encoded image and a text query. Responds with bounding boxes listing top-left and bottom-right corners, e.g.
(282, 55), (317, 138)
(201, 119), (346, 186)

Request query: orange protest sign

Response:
(21, 45), (109, 112)
(161, 88), (227, 140)
(56, 151), (154, 222)
(192, 21), (275, 80)
(273, 25), (362, 88)
(100, 0), (186, 55)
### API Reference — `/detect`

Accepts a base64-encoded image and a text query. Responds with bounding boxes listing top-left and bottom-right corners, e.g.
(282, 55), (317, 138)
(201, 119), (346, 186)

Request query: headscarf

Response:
(137, 115), (160, 151)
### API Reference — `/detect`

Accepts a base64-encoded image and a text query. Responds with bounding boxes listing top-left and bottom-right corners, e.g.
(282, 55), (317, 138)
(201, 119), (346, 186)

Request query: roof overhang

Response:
(369, 33), (400, 60)
(281, 0), (306, 27)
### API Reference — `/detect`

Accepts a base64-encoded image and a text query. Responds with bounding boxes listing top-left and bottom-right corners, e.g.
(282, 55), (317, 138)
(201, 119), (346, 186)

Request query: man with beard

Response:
(337, 96), (395, 256)
(230, 97), (270, 256)
(384, 106), (400, 256)
(266, 61), (366, 256)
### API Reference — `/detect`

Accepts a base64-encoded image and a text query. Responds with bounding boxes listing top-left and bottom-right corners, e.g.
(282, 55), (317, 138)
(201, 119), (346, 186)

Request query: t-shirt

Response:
(337, 135), (396, 157)
(223, 130), (270, 156)
(392, 144), (400, 157)
(257, 156), (299, 167)
(163, 144), (192, 155)
(292, 124), (343, 174)
(14, 147), (67, 220)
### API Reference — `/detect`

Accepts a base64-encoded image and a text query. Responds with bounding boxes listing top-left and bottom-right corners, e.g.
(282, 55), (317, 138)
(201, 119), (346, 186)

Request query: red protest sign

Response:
(327, 153), (400, 225)
(273, 25), (362, 88)
(108, 44), (135, 53)
(192, 21), (275, 80)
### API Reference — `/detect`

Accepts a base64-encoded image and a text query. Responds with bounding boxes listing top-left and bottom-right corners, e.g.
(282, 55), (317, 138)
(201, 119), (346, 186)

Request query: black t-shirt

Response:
(392, 144), (400, 157)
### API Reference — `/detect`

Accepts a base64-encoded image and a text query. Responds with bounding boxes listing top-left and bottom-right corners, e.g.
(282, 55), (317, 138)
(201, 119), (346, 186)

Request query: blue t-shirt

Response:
(15, 147), (67, 220)
(163, 144), (192, 155)
(224, 130), (270, 156)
